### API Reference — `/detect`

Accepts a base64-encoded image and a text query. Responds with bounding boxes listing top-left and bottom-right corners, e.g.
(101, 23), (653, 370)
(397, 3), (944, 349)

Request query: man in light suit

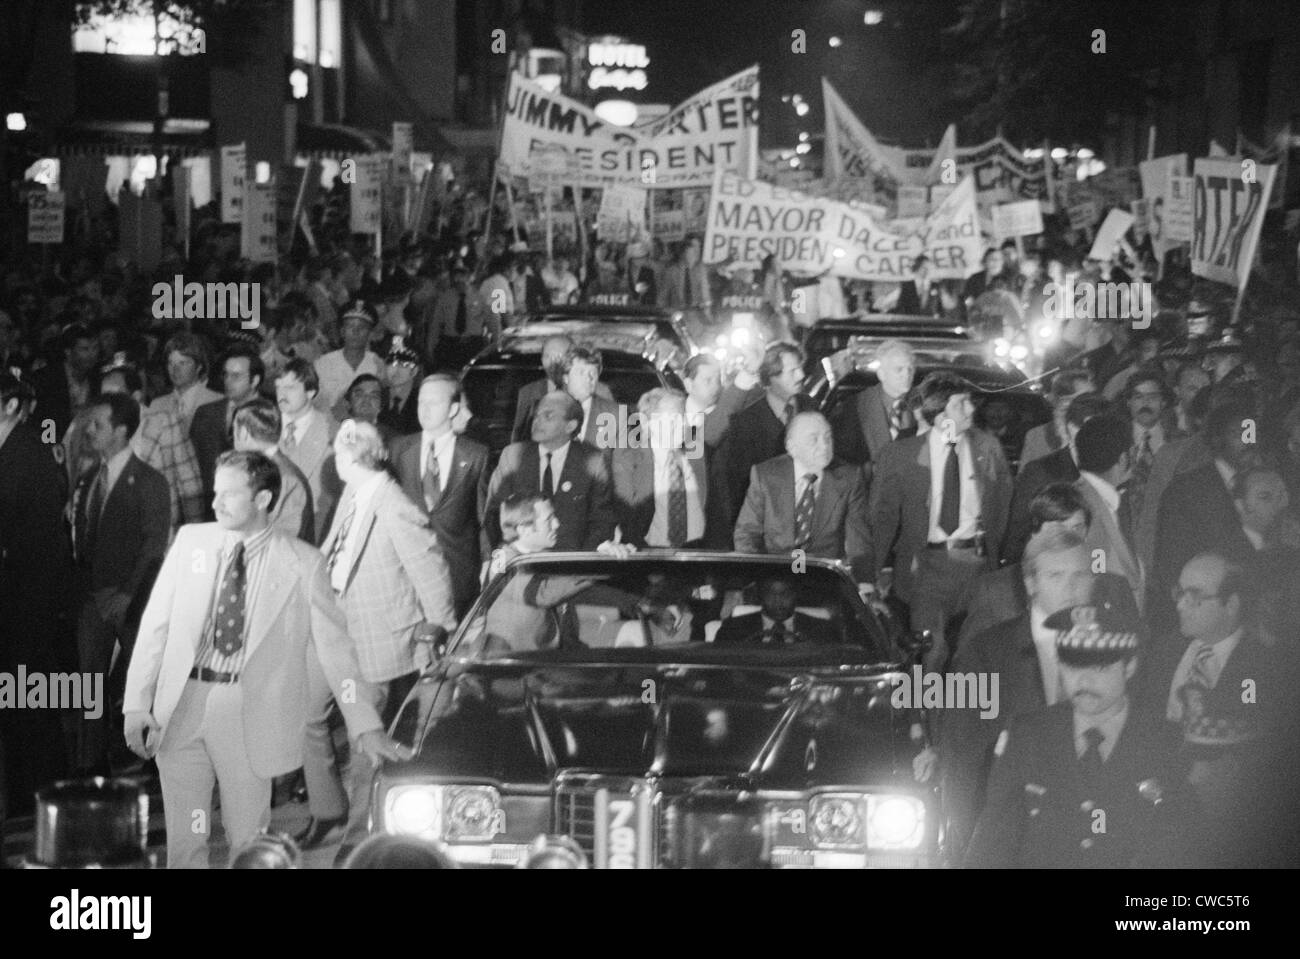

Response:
(868, 372), (1013, 672)
(612, 388), (708, 548)
(390, 374), (490, 617)
(830, 339), (916, 486)
(513, 345), (621, 451)
(231, 398), (315, 542)
(123, 451), (406, 868)
(276, 357), (341, 543)
(1073, 415), (1144, 612)
(192, 345), (264, 517)
(484, 391), (617, 553)
(734, 412), (872, 587)
(72, 393), (171, 773)
(299, 420), (458, 864)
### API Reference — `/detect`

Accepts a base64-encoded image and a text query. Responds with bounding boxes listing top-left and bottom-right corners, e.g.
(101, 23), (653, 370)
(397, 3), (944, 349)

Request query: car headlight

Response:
(1010, 344), (1029, 362)
(730, 325), (753, 347)
(386, 785), (442, 839)
(866, 794), (925, 850)
(714, 333), (728, 347)
(809, 796), (863, 848)
(993, 338), (1010, 358)
(384, 785), (503, 843)
(1036, 323), (1055, 340)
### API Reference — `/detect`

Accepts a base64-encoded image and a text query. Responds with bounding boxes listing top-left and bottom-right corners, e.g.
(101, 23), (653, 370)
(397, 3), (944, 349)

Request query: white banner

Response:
(991, 199), (1043, 239)
(241, 181), (277, 263)
(1191, 157), (1276, 288)
(391, 122), (414, 181)
(704, 171), (981, 282)
(349, 154), (384, 234)
(1165, 175), (1195, 242)
(821, 77), (908, 188)
(501, 66), (758, 190)
(597, 184), (648, 243)
(27, 192), (65, 244)
(220, 143), (245, 224)
(1140, 153), (1188, 264)
(1088, 208), (1135, 260)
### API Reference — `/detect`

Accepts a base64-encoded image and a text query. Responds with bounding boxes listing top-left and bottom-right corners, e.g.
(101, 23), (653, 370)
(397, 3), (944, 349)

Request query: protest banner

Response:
(501, 66), (757, 190)
(1088, 208), (1135, 260)
(991, 199), (1043, 239)
(1130, 199), (1150, 243)
(597, 185), (648, 243)
(1139, 153), (1188, 266)
(897, 185), (929, 218)
(821, 77), (909, 190)
(1164, 175), (1194, 242)
(27, 192), (65, 244)
(1190, 156), (1275, 288)
(391, 121), (414, 181)
(220, 143), (245, 224)
(241, 180), (278, 263)
(682, 187), (710, 234)
(349, 154), (384, 234)
(903, 135), (1049, 209)
(704, 170), (980, 282)
(1067, 199), (1099, 232)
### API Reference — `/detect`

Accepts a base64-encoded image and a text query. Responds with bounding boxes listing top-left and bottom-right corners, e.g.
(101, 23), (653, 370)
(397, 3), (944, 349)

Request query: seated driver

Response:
(482, 493), (635, 653)
(713, 576), (836, 645)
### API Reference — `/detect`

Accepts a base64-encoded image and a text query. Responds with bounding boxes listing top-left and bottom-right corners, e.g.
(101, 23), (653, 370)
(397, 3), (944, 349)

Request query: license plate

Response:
(593, 788), (653, 869)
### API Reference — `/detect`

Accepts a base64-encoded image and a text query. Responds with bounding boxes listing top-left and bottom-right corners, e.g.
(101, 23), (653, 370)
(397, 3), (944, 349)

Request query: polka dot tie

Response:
(213, 541), (247, 656)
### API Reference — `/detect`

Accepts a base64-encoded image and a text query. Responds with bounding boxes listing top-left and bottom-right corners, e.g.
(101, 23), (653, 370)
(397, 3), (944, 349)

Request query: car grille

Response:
(554, 777), (663, 868)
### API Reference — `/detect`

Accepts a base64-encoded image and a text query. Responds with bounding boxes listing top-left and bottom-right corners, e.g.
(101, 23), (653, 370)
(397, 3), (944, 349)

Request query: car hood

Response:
(399, 661), (915, 790)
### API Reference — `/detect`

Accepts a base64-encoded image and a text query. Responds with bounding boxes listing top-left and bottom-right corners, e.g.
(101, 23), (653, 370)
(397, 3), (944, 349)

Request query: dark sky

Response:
(579, 0), (957, 148)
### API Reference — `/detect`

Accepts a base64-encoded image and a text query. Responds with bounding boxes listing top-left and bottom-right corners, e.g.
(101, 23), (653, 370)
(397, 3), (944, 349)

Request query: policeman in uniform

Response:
(965, 604), (1194, 868)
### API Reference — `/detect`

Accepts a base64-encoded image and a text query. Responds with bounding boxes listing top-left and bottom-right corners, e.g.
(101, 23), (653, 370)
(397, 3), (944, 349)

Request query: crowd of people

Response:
(1, 160), (1299, 869)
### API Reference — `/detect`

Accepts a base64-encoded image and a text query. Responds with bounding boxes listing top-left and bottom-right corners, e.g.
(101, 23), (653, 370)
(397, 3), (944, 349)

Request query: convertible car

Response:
(369, 552), (944, 868)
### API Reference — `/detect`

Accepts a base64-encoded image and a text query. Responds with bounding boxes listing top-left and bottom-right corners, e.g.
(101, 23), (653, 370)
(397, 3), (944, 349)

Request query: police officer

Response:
(965, 604), (1193, 868)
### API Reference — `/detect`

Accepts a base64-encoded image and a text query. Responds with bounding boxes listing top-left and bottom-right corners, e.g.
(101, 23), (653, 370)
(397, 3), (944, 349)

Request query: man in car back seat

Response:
(713, 576), (836, 646)
(482, 494), (636, 653)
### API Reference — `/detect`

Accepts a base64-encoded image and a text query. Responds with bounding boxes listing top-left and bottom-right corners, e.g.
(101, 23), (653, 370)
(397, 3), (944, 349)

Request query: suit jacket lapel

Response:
(343, 480), (385, 590)
(399, 438), (422, 502)
(810, 467), (843, 538)
(244, 533), (295, 660)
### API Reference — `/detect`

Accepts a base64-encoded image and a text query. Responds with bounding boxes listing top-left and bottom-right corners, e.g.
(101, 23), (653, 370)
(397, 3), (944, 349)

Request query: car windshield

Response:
(452, 553), (894, 664)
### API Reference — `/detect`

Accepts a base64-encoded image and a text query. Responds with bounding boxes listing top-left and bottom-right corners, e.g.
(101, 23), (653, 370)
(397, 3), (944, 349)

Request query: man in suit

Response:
(71, 393), (171, 774)
(378, 337), (423, 438)
(719, 343), (815, 527)
(1134, 386), (1214, 576)
(1073, 415), (1144, 611)
(713, 575), (836, 645)
(192, 345), (264, 516)
(276, 358), (341, 543)
(868, 372), (1013, 672)
(390, 374), (490, 618)
(895, 255), (943, 317)
(1018, 370), (1095, 467)
(942, 528), (1097, 857)
(962, 482), (1140, 645)
(734, 412), (872, 586)
(231, 398), (315, 542)
(965, 603), (1193, 868)
(298, 420), (459, 863)
(612, 388), (708, 548)
(484, 390), (617, 553)
(1153, 397), (1261, 622)
(0, 372), (72, 807)
(514, 345), (620, 451)
(123, 450), (407, 868)
(682, 352), (756, 456)
(830, 339), (916, 484)
(1002, 392), (1111, 563)
(1122, 369), (1184, 528)
(149, 331), (223, 434)
(1139, 551), (1300, 867)
(29, 323), (99, 442)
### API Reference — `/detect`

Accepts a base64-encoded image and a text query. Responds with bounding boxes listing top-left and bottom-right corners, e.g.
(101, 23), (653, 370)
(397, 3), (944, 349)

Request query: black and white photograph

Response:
(0, 0), (1296, 935)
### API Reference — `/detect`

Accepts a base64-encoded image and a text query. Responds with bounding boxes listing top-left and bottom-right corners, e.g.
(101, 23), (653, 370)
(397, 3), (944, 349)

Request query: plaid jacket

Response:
(321, 475), (457, 683)
(133, 405), (205, 529)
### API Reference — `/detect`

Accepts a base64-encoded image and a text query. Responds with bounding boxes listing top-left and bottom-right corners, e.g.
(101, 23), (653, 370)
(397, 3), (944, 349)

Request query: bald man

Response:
(734, 411), (872, 587)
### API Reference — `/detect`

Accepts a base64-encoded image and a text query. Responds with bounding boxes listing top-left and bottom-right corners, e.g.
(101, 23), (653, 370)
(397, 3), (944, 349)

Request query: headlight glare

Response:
(866, 794), (925, 850)
(1010, 344), (1029, 361)
(386, 785), (443, 839)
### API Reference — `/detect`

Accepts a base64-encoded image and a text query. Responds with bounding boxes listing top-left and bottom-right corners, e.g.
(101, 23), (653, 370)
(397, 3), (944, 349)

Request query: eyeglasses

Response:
(1170, 586), (1225, 606)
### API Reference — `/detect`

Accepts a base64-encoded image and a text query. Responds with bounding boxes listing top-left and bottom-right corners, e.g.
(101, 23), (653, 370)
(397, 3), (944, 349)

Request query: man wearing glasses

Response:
(1140, 550), (1300, 867)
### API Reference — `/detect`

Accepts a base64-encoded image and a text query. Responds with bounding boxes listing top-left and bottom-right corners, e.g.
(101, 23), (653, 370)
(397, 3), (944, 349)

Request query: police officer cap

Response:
(341, 299), (379, 326)
(1045, 603), (1140, 662)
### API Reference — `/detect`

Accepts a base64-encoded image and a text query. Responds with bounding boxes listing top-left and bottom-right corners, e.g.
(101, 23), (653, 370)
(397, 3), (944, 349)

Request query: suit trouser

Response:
(157, 679), (271, 869)
(908, 547), (988, 674)
(75, 595), (137, 769)
(302, 649), (415, 841)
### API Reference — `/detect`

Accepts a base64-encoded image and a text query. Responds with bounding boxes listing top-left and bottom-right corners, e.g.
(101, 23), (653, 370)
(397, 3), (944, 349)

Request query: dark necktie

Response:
(326, 496), (357, 575)
(213, 542), (247, 656)
(84, 463), (108, 562)
(783, 400), (796, 425)
(667, 453), (688, 546)
(423, 443), (441, 511)
(794, 472), (818, 547)
(891, 397), (916, 438)
(939, 442), (961, 535)
(769, 620), (786, 644)
(455, 294), (467, 335)
(542, 452), (555, 497)
(1079, 727), (1105, 775)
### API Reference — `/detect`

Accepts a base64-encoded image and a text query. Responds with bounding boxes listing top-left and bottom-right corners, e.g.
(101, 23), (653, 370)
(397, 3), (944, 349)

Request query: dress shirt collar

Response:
(792, 459), (824, 486)
(226, 522), (274, 558)
(1074, 700), (1129, 761)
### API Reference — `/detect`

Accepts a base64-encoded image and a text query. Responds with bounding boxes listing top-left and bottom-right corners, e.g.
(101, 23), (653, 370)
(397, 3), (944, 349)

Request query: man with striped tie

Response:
(611, 388), (707, 548)
(123, 451), (406, 868)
